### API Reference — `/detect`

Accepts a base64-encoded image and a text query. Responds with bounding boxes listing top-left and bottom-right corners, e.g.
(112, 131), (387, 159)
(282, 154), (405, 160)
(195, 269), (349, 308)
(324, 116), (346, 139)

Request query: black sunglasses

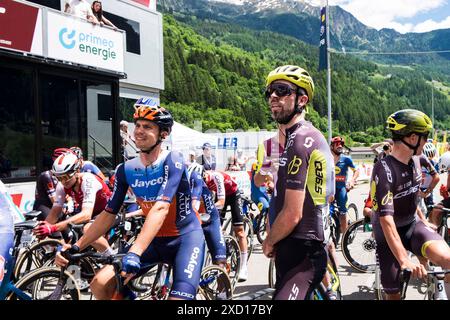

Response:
(265, 83), (297, 100)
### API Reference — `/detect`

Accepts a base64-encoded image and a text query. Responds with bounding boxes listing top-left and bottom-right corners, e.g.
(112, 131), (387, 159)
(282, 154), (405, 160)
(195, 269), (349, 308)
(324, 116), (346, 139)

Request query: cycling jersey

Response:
(107, 151), (204, 300)
(0, 180), (15, 291)
(33, 170), (58, 218)
(53, 172), (111, 217)
(274, 119), (334, 243)
(335, 154), (356, 189)
(371, 155), (422, 227)
(205, 171), (238, 199)
(106, 151), (202, 237)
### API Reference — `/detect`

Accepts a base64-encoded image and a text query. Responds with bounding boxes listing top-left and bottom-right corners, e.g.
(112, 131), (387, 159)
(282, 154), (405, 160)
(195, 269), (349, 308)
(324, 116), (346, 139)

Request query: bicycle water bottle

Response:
(432, 266), (448, 300)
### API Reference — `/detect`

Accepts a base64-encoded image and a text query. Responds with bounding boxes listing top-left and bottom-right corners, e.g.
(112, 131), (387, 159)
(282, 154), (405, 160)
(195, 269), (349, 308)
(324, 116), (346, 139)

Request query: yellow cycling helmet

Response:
(386, 109), (432, 137)
(266, 65), (315, 102)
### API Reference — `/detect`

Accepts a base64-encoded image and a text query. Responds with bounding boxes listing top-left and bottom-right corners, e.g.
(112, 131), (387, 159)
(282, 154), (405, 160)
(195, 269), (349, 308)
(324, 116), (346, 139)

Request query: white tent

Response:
(162, 122), (217, 160)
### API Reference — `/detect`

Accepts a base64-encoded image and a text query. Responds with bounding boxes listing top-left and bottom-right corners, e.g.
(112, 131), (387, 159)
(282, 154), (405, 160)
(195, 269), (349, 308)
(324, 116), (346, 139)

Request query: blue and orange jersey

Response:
(106, 151), (202, 237)
(335, 155), (356, 188)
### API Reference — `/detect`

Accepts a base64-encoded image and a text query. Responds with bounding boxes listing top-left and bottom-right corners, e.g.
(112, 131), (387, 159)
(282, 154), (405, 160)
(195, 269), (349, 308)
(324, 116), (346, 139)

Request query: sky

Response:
(213, 0), (450, 34)
(308, 0), (450, 33)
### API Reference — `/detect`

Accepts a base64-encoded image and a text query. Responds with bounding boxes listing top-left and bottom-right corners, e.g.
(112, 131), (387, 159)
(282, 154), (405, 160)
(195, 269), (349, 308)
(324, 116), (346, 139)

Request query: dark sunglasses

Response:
(265, 83), (297, 100)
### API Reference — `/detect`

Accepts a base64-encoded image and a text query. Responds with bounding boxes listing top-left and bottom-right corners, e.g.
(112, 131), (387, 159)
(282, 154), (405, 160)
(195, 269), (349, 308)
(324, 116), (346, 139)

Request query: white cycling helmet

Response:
(52, 152), (80, 176)
(187, 162), (204, 179)
(423, 142), (436, 159)
(438, 151), (450, 173)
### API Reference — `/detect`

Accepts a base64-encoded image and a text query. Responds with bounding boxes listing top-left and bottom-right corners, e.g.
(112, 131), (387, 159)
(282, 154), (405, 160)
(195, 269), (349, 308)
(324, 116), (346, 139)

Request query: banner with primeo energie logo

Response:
(47, 11), (125, 73)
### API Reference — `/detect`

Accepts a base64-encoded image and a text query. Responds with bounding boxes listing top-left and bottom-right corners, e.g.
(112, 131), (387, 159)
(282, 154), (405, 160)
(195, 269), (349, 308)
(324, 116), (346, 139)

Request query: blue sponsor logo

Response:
(59, 28), (76, 49)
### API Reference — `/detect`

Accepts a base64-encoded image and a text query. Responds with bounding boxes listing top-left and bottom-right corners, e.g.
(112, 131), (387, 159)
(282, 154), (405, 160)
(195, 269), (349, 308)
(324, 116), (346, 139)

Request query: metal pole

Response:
(326, 0), (332, 143)
(431, 79), (434, 130)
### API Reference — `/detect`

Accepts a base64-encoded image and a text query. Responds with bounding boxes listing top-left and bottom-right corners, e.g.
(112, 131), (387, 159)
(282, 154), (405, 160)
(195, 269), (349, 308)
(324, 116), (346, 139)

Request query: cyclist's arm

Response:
(420, 155), (439, 195)
(254, 171), (273, 187)
(212, 173), (225, 209)
(129, 152), (185, 256)
(45, 185), (66, 224)
(125, 209), (144, 219)
(129, 201), (170, 255)
(53, 175), (102, 231)
(427, 173), (440, 195)
(43, 172), (57, 203)
(75, 164), (128, 250)
(75, 211), (117, 250)
(190, 171), (203, 212)
(348, 158), (359, 185)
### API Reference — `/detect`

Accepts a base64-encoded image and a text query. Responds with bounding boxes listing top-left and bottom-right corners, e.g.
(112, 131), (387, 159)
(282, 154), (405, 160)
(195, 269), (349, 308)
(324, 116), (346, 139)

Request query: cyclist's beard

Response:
(332, 147), (343, 155)
(272, 107), (295, 124)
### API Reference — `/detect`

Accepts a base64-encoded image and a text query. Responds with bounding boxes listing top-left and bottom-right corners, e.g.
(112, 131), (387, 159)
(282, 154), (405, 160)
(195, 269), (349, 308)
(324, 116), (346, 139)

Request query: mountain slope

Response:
(160, 0), (450, 82)
(161, 14), (450, 144)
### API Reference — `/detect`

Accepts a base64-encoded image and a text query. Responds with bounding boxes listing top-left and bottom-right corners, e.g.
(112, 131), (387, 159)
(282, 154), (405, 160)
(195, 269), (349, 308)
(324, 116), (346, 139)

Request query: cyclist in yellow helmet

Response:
(371, 109), (450, 300)
(262, 65), (336, 300)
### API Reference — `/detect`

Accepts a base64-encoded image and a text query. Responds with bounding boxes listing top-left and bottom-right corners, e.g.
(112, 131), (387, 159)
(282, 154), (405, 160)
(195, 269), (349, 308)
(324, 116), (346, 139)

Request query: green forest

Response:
(161, 14), (450, 146)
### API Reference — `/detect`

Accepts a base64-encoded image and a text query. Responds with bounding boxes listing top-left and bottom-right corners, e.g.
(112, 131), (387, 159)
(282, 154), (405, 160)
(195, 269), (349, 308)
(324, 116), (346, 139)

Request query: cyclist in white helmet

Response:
(420, 142), (440, 208)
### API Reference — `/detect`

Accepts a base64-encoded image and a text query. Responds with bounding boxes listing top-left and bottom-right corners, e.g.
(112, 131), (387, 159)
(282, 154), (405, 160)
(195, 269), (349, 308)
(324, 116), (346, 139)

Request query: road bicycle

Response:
(3, 220), (79, 300)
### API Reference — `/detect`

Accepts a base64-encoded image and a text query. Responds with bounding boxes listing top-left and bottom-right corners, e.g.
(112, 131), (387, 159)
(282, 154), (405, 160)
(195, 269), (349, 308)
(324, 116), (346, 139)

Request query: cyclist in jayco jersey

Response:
(55, 99), (204, 300)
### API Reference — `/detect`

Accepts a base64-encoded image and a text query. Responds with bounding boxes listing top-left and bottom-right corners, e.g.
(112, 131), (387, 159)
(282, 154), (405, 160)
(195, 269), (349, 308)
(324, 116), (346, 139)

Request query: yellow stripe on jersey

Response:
(306, 149), (327, 206)
(255, 142), (265, 173)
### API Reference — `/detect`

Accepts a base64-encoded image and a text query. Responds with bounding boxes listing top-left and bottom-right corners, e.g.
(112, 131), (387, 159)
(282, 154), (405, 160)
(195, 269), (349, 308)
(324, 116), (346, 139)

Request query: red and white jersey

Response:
(54, 172), (111, 216)
(206, 171), (238, 199)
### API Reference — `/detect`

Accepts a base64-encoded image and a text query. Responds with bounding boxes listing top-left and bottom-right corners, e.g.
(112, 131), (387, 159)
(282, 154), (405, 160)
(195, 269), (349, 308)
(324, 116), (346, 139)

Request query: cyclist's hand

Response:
(55, 244), (78, 267)
(33, 221), (58, 239)
(262, 239), (275, 258)
(121, 252), (141, 284)
(401, 260), (427, 280)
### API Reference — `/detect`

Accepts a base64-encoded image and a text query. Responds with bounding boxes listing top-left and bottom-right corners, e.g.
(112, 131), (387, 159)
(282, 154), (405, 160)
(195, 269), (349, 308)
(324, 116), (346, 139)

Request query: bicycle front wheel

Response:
(197, 265), (233, 300)
(346, 203), (359, 224)
(8, 266), (81, 300)
(342, 219), (376, 273)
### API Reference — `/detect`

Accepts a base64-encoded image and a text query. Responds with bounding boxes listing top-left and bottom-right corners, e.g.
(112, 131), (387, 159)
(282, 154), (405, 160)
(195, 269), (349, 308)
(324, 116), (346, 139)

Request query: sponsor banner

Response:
(4, 181), (36, 221)
(0, 0), (43, 55)
(47, 11), (124, 73)
(226, 171), (251, 198)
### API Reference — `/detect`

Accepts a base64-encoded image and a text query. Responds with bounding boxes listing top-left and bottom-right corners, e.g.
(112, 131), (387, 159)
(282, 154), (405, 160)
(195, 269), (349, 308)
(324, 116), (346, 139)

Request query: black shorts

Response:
(373, 219), (443, 294)
(220, 191), (244, 226)
(443, 198), (450, 209)
(273, 237), (327, 300)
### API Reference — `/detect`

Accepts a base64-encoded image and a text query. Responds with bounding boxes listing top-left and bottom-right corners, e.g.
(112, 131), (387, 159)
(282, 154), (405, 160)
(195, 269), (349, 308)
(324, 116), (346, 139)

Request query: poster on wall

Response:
(0, 1), (43, 55)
